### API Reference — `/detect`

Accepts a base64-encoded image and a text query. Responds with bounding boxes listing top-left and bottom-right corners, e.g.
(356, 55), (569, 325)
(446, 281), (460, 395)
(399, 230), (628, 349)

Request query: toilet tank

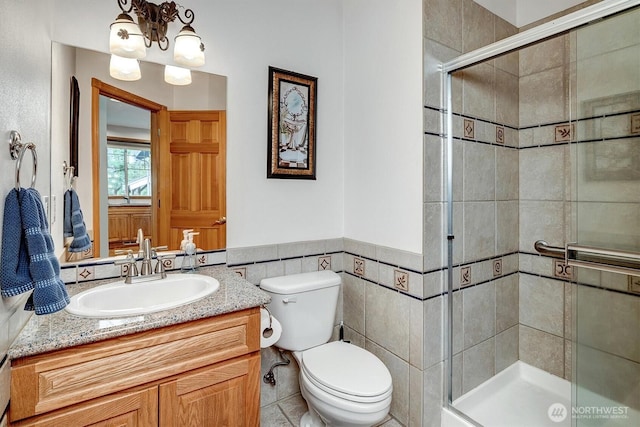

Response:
(260, 270), (340, 352)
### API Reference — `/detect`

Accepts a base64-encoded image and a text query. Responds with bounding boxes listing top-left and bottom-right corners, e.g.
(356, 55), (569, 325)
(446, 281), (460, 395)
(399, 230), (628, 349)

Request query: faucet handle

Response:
(155, 253), (176, 278)
(114, 250), (138, 282)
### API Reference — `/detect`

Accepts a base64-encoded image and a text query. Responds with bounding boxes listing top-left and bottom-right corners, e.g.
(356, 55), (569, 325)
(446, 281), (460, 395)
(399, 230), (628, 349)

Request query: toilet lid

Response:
(301, 341), (392, 398)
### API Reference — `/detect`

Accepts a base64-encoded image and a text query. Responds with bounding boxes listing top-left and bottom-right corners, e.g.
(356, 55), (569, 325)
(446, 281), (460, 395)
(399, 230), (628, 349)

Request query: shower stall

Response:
(441, 1), (640, 426)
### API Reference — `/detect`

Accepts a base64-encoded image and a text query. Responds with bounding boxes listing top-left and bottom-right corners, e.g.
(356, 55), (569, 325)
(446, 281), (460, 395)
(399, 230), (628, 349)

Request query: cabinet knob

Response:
(213, 216), (227, 225)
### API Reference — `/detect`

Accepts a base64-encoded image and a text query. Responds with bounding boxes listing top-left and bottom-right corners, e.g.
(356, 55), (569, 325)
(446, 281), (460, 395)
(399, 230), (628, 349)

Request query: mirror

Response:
(51, 43), (227, 261)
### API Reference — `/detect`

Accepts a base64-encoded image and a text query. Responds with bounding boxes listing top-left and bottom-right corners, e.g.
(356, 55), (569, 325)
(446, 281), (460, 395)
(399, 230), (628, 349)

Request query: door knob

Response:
(213, 216), (227, 225)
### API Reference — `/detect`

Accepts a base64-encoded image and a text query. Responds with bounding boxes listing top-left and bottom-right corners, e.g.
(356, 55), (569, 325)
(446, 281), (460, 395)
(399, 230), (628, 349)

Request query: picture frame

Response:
(69, 76), (80, 176)
(267, 66), (317, 179)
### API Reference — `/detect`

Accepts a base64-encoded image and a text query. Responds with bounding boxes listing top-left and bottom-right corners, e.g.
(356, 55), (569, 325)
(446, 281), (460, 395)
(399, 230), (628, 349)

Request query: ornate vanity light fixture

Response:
(109, 0), (205, 84)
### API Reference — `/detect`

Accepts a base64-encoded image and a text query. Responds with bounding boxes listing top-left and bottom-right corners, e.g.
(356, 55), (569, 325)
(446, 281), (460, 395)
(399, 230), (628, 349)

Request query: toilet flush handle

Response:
(282, 297), (297, 304)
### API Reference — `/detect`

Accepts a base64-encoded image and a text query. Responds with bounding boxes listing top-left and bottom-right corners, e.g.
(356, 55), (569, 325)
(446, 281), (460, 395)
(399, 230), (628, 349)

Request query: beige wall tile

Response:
(462, 63), (496, 121)
(520, 35), (567, 77)
(464, 141), (495, 201)
(463, 282), (496, 349)
(520, 146), (566, 201)
(519, 200), (565, 251)
(424, 297), (444, 368)
(424, 135), (444, 203)
(424, 0), (463, 52)
(496, 274), (519, 333)
(343, 274), (365, 335)
(365, 283), (411, 361)
(462, 0), (494, 53)
(519, 325), (564, 377)
(463, 201), (496, 262)
(462, 338), (495, 393)
(496, 69), (520, 127)
(520, 66), (567, 127)
(497, 201), (519, 254)
(422, 362), (444, 427)
(496, 147), (519, 201)
(366, 340), (410, 426)
(495, 325), (519, 373)
(576, 286), (640, 362)
(519, 274), (565, 336)
(424, 39), (462, 108)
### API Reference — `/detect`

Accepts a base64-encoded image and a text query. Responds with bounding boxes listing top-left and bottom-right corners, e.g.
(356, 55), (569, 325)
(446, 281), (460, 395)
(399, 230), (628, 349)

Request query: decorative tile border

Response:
(631, 113), (640, 134)
(463, 119), (475, 139)
(460, 266), (471, 287)
(553, 260), (574, 280)
(354, 257), (365, 276)
(493, 259), (503, 277)
(554, 124), (573, 142)
(318, 255), (332, 271)
(496, 126), (505, 144)
(394, 269), (409, 291)
(628, 276), (640, 294)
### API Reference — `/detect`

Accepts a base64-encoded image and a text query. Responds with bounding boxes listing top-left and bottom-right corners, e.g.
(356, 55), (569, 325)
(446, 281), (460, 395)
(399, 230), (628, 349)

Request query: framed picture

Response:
(69, 76), (80, 176)
(268, 66), (317, 179)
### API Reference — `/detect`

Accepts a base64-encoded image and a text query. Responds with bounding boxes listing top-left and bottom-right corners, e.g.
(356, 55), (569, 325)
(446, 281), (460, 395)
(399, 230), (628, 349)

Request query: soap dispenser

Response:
(181, 231), (200, 272)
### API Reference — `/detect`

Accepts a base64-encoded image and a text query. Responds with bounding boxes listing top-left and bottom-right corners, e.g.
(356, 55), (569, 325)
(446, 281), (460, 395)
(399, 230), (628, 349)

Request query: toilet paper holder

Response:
(261, 305), (273, 338)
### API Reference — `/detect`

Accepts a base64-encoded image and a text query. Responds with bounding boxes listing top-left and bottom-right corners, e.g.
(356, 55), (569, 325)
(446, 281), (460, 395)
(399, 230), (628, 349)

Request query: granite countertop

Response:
(8, 266), (270, 360)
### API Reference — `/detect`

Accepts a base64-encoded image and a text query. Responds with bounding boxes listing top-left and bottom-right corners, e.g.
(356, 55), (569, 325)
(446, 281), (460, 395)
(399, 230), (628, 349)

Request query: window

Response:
(107, 140), (151, 198)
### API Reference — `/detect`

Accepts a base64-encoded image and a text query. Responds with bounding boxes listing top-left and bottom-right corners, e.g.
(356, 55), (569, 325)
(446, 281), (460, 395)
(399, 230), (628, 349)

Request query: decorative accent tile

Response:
(233, 267), (246, 278)
(354, 258), (365, 276)
(631, 113), (640, 134)
(197, 253), (207, 266)
(553, 260), (574, 280)
(554, 124), (573, 142)
(628, 276), (640, 294)
(318, 255), (331, 271)
(77, 266), (95, 282)
(496, 126), (505, 144)
(493, 259), (503, 277)
(394, 269), (409, 291)
(160, 257), (174, 270)
(464, 119), (475, 139)
(460, 266), (471, 287)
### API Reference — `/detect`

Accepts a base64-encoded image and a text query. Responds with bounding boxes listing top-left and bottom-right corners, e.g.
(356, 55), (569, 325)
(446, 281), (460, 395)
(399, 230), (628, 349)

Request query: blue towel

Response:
(0, 189), (32, 297)
(0, 188), (69, 314)
(63, 188), (72, 238)
(64, 188), (91, 253)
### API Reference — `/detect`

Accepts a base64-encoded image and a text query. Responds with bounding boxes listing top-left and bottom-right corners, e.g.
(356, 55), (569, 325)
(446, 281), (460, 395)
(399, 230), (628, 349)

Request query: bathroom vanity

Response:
(6, 267), (269, 427)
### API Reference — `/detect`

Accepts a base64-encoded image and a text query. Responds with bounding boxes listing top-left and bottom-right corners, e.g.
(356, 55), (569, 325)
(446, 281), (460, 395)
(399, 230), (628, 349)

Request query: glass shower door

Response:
(571, 5), (640, 426)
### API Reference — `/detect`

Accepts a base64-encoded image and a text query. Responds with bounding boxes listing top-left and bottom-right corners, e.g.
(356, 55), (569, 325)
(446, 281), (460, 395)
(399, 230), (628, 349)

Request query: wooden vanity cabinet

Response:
(9, 308), (261, 427)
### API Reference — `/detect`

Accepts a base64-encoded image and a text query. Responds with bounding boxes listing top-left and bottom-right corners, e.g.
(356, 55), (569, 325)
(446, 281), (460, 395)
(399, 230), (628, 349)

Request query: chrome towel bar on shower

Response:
(534, 240), (640, 277)
(534, 240), (565, 259)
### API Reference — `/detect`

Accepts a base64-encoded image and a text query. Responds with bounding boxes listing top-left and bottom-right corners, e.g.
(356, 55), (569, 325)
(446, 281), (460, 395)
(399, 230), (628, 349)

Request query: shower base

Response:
(443, 361), (638, 427)
(446, 361), (570, 427)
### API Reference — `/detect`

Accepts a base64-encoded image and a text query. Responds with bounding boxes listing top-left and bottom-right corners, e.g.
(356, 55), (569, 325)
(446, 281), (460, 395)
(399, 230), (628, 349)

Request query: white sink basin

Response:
(66, 273), (220, 318)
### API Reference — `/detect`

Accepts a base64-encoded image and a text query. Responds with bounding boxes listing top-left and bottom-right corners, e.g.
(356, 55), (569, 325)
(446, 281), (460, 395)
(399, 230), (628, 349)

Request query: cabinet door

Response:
(107, 212), (130, 243)
(11, 386), (157, 427)
(159, 354), (260, 427)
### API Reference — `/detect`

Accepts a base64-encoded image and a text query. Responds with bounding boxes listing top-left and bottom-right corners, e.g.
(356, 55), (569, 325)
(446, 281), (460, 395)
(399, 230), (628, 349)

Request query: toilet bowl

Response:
(260, 271), (393, 427)
(294, 341), (392, 427)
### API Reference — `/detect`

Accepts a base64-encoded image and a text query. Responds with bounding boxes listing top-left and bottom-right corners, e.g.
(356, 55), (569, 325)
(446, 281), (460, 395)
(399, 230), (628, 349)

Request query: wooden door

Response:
(159, 354), (260, 427)
(157, 110), (226, 250)
(10, 387), (158, 427)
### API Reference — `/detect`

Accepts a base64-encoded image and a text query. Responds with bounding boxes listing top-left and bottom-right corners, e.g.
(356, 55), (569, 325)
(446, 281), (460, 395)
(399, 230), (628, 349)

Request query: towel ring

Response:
(9, 131), (37, 190)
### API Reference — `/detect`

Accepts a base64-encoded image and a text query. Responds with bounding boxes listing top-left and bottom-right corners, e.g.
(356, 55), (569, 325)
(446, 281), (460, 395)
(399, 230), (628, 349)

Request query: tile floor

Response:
(260, 393), (403, 426)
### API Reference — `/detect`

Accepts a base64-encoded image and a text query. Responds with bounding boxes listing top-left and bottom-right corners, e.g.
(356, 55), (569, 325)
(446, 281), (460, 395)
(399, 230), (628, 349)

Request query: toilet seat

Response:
(299, 341), (393, 404)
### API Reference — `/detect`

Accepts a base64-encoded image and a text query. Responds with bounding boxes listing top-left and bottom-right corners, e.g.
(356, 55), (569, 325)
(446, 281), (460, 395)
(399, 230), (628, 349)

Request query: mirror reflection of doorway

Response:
(102, 97), (153, 255)
(92, 79), (227, 258)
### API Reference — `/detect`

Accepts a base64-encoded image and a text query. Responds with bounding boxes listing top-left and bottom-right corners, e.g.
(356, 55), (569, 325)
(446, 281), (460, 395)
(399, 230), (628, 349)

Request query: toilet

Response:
(260, 270), (392, 427)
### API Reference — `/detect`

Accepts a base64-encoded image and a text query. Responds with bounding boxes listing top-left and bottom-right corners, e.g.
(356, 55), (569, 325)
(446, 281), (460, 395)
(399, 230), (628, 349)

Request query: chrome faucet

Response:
(115, 240), (174, 284)
(140, 238), (153, 276)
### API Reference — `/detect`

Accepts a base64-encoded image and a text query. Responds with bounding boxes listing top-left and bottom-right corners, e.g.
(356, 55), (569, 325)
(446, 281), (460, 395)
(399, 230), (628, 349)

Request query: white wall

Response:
(0, 0), (53, 415)
(52, 0), (345, 250)
(343, 0), (424, 253)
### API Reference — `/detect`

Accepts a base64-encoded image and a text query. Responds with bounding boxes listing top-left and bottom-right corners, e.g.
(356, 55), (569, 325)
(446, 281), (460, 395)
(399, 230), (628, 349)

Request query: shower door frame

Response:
(440, 0), (640, 424)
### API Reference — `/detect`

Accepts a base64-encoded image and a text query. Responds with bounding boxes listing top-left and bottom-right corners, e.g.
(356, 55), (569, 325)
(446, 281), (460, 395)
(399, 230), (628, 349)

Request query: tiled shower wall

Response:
(423, 0), (522, 413)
